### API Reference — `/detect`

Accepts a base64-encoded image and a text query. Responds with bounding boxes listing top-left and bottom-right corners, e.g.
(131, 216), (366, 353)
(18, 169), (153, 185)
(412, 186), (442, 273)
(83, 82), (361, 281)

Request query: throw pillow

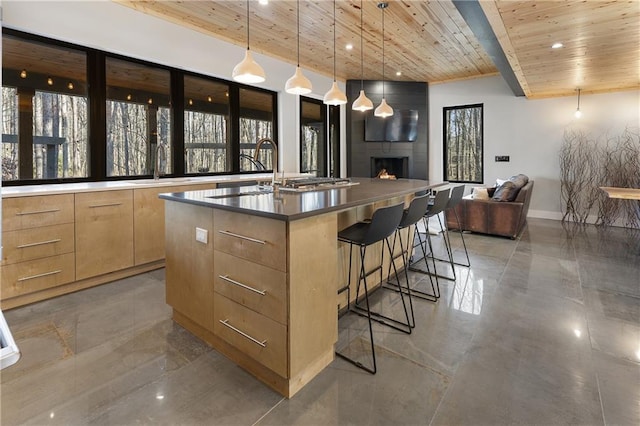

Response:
(472, 187), (490, 200)
(508, 174), (529, 189)
(496, 178), (508, 187)
(492, 181), (519, 202)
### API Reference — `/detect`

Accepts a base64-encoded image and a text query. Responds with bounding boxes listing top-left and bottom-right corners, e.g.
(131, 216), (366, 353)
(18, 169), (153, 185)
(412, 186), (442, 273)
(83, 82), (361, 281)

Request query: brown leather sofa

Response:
(446, 180), (534, 239)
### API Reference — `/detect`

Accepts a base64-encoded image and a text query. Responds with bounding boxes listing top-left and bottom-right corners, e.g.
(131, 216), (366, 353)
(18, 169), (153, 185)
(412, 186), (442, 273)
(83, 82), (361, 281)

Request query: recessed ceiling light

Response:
(345, 43), (353, 50)
(551, 42), (563, 49)
(259, 0), (268, 5)
(396, 71), (402, 76)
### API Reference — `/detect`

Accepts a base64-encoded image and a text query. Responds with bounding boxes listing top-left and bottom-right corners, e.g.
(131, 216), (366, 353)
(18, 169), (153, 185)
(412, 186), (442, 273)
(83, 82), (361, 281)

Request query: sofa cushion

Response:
(492, 181), (520, 201)
(509, 174), (529, 189)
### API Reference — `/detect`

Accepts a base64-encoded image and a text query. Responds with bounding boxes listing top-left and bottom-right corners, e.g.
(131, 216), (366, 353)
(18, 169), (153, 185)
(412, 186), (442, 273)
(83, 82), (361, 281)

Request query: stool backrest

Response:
(363, 202), (405, 245)
(426, 188), (451, 217)
(446, 185), (465, 209)
(399, 194), (430, 229)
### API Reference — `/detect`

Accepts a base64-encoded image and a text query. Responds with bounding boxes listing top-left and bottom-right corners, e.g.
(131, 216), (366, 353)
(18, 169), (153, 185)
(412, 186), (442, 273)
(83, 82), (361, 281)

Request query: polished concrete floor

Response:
(1, 218), (639, 425)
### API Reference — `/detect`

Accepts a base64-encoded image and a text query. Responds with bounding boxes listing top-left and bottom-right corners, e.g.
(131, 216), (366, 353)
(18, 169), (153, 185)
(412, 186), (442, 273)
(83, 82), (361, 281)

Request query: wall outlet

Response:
(195, 227), (208, 244)
(495, 155), (510, 162)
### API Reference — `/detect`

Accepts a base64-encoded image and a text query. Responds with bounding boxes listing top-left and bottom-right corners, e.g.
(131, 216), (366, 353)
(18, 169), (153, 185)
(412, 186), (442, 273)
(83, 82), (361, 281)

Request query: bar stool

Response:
(435, 185), (471, 268)
(410, 188), (452, 294)
(383, 194), (435, 322)
(336, 202), (407, 374)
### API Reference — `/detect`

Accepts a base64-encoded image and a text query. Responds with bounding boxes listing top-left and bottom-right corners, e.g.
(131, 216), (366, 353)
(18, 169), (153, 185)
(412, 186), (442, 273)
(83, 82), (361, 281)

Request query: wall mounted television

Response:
(364, 109), (419, 142)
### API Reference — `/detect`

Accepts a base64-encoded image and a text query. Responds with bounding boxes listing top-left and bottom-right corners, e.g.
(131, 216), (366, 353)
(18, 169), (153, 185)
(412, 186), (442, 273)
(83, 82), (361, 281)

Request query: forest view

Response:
(2, 87), (274, 180)
(444, 105), (483, 183)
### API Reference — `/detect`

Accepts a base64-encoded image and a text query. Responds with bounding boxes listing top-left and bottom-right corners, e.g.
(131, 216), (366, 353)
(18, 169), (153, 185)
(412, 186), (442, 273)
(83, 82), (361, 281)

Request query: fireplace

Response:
(371, 157), (409, 179)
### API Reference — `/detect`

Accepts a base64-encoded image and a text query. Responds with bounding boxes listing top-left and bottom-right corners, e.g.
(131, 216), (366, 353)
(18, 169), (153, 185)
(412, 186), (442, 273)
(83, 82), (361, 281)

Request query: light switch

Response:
(195, 227), (208, 244)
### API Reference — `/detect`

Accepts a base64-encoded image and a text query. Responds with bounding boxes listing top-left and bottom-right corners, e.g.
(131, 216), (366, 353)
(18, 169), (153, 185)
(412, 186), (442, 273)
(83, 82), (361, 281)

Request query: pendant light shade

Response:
(286, 66), (313, 95)
(324, 0), (347, 106)
(353, 89), (374, 111)
(375, 98), (393, 117)
(374, 2), (393, 118)
(286, 0), (312, 95)
(324, 81), (348, 105)
(233, 0), (266, 84)
(352, 0), (373, 111)
(233, 50), (266, 84)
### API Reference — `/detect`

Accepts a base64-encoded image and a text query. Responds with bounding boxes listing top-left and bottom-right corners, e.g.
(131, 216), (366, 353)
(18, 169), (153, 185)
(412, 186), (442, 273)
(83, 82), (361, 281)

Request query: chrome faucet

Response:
(154, 142), (166, 180)
(254, 137), (280, 186)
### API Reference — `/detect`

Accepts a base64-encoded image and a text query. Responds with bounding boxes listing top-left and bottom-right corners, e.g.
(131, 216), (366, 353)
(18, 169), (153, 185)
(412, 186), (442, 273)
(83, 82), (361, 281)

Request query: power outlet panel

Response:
(495, 155), (510, 162)
(195, 227), (208, 244)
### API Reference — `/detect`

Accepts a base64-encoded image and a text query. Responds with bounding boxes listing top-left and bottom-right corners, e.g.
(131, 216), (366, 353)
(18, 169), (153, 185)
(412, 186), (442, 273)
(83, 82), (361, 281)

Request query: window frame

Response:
(442, 103), (484, 184)
(299, 96), (328, 176)
(1, 28), (278, 186)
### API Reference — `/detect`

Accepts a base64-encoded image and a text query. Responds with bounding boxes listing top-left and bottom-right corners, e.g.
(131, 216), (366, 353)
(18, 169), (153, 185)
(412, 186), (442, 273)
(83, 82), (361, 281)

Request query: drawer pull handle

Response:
(219, 319), (267, 348)
(18, 270), (62, 282)
(89, 202), (123, 208)
(218, 230), (266, 245)
(219, 275), (266, 296)
(17, 238), (62, 249)
(16, 208), (61, 216)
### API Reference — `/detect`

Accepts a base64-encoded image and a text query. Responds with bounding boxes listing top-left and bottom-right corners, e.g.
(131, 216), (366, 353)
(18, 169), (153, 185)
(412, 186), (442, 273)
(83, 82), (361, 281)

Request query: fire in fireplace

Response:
(371, 157), (409, 179)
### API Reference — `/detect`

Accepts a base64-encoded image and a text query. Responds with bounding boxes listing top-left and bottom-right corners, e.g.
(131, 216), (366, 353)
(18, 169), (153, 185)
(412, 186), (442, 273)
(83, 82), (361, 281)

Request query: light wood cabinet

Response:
(165, 202), (214, 330)
(1, 194), (75, 302)
(133, 184), (215, 265)
(165, 201), (338, 398)
(75, 190), (134, 280)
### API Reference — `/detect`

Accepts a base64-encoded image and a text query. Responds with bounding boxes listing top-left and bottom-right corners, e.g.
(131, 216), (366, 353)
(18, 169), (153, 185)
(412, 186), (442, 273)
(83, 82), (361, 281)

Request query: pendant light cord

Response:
(360, 0), (364, 90)
(246, 0), (250, 50)
(577, 88), (581, 109)
(333, 0), (337, 83)
(381, 4), (385, 98)
(297, 0), (300, 66)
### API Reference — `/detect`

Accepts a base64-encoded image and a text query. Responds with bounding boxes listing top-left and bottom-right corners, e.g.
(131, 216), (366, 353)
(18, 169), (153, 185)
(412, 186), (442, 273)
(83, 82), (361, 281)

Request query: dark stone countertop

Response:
(159, 177), (445, 221)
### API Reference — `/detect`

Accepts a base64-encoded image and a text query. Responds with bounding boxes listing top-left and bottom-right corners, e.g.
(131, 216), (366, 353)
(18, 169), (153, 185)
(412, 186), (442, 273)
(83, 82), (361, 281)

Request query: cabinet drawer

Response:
(3, 194), (74, 231)
(2, 223), (74, 265)
(213, 210), (286, 272)
(214, 250), (287, 325)
(1, 253), (75, 299)
(214, 295), (287, 377)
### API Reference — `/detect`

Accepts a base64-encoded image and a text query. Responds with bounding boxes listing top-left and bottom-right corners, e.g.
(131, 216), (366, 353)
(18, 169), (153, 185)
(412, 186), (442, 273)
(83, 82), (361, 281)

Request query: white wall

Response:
(429, 75), (640, 219)
(2, 0), (344, 175)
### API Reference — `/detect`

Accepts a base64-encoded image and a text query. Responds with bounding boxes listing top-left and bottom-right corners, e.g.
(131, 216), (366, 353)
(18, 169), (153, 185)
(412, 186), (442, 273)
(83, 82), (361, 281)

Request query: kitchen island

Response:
(160, 177), (443, 397)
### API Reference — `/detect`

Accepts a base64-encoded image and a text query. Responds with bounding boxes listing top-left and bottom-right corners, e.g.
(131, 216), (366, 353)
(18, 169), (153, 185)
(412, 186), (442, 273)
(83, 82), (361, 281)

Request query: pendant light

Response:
(574, 88), (582, 119)
(285, 0), (313, 95)
(352, 0), (373, 111)
(323, 0), (348, 106)
(233, 0), (266, 84)
(374, 2), (393, 118)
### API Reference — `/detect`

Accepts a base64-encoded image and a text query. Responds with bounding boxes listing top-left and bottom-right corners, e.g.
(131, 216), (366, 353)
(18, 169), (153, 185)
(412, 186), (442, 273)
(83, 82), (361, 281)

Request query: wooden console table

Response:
(600, 187), (640, 200)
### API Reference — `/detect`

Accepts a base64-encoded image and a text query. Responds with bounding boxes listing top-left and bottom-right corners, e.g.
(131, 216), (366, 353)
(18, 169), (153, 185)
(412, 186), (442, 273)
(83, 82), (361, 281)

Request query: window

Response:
(2, 29), (279, 185)
(106, 57), (171, 177)
(2, 34), (88, 181)
(239, 88), (275, 172)
(443, 104), (483, 183)
(300, 97), (327, 176)
(184, 76), (230, 173)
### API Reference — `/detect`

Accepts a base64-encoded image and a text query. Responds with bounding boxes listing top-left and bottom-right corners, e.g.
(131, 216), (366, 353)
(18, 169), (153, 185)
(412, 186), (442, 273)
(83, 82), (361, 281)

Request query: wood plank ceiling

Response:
(18, 0), (635, 100)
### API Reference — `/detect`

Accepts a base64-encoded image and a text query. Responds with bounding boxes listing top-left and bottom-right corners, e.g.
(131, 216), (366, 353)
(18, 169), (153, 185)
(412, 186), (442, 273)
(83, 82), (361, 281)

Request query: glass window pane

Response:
(443, 104), (484, 184)
(300, 97), (327, 176)
(184, 76), (230, 174)
(2, 34), (88, 181)
(106, 57), (171, 177)
(239, 88), (274, 172)
(2, 87), (19, 180)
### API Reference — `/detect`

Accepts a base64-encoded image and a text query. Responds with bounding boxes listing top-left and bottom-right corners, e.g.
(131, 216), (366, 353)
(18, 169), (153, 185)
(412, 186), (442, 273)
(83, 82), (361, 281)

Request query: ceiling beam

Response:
(452, 0), (525, 97)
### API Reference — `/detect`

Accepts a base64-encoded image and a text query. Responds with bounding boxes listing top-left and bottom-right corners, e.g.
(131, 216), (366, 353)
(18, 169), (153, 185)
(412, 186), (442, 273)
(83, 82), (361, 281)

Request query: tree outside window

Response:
(443, 104), (483, 183)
